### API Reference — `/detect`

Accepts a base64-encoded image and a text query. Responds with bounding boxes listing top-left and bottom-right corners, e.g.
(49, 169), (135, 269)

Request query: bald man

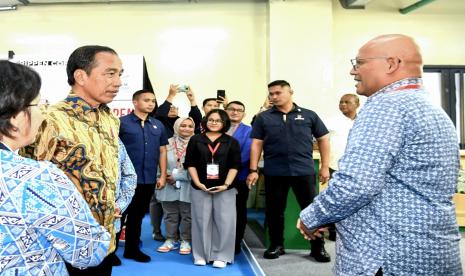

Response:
(298, 34), (462, 275)
(327, 94), (360, 173)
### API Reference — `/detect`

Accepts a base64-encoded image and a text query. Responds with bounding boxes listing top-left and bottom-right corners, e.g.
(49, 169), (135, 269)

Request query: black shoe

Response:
(328, 231), (336, 242)
(108, 253), (122, 266)
(123, 250), (151, 263)
(310, 247), (331, 263)
(152, 232), (165, 242)
(235, 243), (241, 255)
(263, 245), (285, 259)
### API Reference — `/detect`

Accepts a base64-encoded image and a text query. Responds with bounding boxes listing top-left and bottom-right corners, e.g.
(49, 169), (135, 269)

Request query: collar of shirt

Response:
(0, 142), (12, 152)
(367, 77), (423, 103)
(128, 111), (154, 124)
(199, 133), (229, 144)
(270, 103), (303, 114)
(60, 93), (111, 121)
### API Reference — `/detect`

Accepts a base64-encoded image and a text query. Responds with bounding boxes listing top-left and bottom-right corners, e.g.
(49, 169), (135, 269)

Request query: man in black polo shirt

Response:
(247, 80), (331, 262)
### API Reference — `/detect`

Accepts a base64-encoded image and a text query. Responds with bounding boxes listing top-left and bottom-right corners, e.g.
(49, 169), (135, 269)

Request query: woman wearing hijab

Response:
(184, 109), (241, 268)
(0, 60), (111, 275)
(156, 117), (196, 255)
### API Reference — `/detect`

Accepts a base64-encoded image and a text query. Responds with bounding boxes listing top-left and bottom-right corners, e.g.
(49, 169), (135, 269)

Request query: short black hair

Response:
(203, 109), (231, 133)
(226, 101), (245, 111)
(0, 60), (41, 138)
(268, 80), (291, 88)
(132, 89), (155, 101)
(202, 98), (217, 107)
(66, 45), (118, 86)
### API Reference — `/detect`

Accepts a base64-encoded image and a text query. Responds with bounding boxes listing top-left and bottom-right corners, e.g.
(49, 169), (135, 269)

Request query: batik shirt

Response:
(0, 149), (110, 275)
(21, 94), (120, 254)
(300, 78), (462, 275)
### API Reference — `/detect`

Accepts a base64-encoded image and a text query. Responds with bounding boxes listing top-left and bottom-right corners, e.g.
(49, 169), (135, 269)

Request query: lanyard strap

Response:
(207, 142), (221, 162)
(173, 140), (187, 167)
(394, 84), (421, 91)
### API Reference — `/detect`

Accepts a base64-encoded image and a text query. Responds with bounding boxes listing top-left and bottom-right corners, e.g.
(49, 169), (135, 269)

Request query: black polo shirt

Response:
(250, 104), (328, 176)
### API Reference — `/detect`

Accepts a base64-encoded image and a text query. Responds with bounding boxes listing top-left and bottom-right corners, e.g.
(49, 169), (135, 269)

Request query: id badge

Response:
(206, 163), (220, 179)
(171, 168), (179, 177)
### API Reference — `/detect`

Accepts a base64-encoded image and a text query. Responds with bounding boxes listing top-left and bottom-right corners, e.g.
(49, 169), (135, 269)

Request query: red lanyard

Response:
(173, 140), (187, 167)
(394, 84), (421, 91)
(207, 142), (221, 162)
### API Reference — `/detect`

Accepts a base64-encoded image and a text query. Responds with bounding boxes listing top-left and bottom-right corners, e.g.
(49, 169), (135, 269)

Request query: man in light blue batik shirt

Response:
(298, 34), (462, 276)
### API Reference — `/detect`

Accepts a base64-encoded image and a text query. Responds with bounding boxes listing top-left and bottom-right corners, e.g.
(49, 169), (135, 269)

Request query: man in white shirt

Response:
(327, 94), (360, 172)
(324, 93), (359, 240)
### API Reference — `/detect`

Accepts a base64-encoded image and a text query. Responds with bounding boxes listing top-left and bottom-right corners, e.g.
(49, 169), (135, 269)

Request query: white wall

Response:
(0, 1), (267, 122)
(269, 0), (333, 115)
(1, 0), (465, 122)
(330, 0), (465, 117)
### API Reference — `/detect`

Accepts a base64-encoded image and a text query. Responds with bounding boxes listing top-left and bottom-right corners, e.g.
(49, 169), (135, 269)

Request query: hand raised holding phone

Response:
(216, 90), (228, 108)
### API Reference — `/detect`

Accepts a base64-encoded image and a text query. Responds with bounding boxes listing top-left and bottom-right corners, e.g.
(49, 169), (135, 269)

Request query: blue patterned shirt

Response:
(114, 140), (136, 232)
(300, 78), (462, 275)
(0, 149), (111, 275)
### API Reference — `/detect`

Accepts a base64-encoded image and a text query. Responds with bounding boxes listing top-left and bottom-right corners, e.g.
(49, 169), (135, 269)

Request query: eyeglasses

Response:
(226, 108), (244, 113)
(207, 119), (223, 124)
(27, 99), (49, 107)
(350, 57), (388, 70)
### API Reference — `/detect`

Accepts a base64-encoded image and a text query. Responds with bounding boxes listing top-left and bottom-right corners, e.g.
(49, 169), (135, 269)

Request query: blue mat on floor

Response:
(113, 215), (256, 276)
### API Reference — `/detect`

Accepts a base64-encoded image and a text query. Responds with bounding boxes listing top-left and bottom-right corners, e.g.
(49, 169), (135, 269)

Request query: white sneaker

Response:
(157, 239), (178, 253)
(179, 240), (191, 255)
(212, 260), (227, 268)
(194, 259), (206, 266)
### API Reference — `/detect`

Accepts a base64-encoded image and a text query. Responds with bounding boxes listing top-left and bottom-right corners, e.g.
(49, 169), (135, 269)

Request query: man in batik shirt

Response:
(22, 45), (124, 275)
(298, 34), (462, 275)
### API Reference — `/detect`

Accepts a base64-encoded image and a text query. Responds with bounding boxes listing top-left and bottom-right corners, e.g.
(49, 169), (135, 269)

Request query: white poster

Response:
(11, 54), (144, 117)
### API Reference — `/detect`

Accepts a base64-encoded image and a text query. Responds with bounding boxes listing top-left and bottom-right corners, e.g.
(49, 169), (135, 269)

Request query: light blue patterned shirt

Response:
(300, 78), (462, 275)
(0, 149), (111, 275)
(114, 140), (137, 232)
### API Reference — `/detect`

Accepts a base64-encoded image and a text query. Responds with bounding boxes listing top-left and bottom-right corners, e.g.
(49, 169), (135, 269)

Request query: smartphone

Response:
(177, 85), (189, 93)
(217, 90), (226, 102)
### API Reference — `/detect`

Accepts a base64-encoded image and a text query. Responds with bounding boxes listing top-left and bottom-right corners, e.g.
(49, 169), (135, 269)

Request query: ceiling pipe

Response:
(399, 0), (437, 14)
(338, 0), (365, 10)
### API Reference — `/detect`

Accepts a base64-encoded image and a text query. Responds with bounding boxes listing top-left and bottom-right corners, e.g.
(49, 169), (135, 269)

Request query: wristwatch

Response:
(249, 169), (258, 173)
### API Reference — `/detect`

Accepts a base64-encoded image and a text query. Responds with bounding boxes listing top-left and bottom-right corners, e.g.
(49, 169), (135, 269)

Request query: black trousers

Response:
(65, 255), (112, 276)
(327, 168), (337, 237)
(124, 184), (155, 252)
(264, 175), (324, 250)
(235, 180), (250, 249)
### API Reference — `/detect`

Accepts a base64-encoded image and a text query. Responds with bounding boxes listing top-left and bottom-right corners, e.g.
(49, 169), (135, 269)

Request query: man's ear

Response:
(290, 89), (294, 95)
(387, 57), (401, 73)
(74, 69), (87, 86)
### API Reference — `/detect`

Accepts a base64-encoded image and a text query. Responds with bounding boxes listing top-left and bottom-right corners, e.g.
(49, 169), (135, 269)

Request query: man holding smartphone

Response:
(153, 84), (202, 137)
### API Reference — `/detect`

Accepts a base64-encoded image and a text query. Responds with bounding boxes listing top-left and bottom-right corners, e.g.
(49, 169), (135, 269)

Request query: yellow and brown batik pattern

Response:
(21, 93), (120, 254)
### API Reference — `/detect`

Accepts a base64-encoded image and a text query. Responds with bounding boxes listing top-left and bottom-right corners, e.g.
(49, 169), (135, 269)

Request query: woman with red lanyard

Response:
(156, 117), (196, 255)
(184, 109), (241, 268)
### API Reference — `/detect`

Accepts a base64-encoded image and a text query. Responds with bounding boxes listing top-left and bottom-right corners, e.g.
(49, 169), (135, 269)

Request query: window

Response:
(423, 66), (465, 149)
